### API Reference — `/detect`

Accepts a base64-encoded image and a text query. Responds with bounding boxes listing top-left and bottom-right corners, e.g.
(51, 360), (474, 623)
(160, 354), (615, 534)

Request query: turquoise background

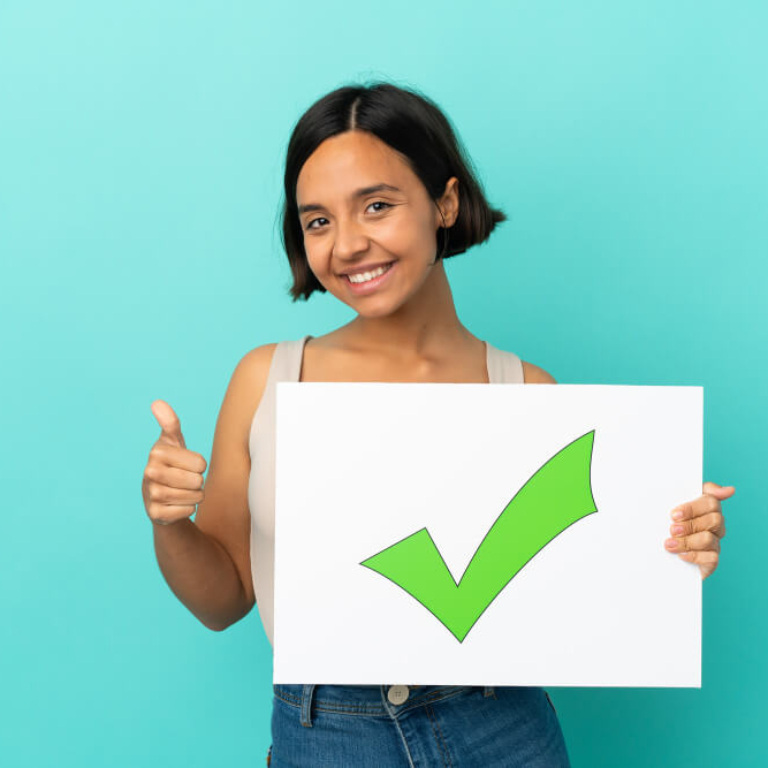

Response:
(1, 1), (765, 765)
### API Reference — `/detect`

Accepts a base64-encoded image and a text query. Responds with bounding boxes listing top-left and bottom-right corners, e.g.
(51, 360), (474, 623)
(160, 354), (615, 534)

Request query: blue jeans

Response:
(268, 683), (571, 766)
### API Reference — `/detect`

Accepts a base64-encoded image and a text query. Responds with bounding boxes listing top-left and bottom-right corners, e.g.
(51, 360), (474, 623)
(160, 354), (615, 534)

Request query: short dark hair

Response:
(279, 80), (507, 301)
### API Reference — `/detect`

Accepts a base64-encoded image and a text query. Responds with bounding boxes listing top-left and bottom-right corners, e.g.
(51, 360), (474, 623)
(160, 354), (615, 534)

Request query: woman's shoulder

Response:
(234, 336), (310, 397)
(521, 360), (557, 384)
(230, 341), (281, 389)
(216, 342), (282, 449)
(239, 340), (281, 370)
(489, 340), (557, 384)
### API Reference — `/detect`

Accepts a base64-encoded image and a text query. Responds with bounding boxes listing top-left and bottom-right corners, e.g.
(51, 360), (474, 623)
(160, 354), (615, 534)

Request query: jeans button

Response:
(387, 685), (410, 705)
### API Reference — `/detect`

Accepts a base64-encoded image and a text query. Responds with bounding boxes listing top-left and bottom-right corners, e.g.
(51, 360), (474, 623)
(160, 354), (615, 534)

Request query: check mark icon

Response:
(360, 430), (598, 642)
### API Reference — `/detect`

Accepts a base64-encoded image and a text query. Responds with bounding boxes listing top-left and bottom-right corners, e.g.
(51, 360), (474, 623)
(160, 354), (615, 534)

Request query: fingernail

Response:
(671, 510), (684, 520)
(671, 524), (685, 535)
(665, 539), (679, 549)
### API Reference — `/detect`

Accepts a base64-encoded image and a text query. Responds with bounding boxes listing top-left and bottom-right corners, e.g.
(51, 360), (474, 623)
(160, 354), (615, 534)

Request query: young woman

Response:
(143, 81), (732, 767)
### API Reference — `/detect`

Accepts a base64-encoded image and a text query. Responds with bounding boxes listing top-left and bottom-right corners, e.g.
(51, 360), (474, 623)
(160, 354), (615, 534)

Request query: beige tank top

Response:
(247, 334), (525, 647)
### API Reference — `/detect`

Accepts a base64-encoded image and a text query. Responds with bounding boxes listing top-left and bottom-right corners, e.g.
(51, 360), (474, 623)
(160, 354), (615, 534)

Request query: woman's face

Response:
(296, 130), (458, 317)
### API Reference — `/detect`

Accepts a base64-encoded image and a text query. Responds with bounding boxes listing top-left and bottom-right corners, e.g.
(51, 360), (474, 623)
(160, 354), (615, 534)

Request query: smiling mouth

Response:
(343, 261), (395, 284)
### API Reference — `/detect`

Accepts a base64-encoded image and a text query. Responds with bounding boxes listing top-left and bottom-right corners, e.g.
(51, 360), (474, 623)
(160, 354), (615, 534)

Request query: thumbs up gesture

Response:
(143, 400), (208, 526)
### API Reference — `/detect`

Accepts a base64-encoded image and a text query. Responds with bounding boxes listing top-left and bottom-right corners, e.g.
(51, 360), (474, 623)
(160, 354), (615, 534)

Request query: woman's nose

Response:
(332, 217), (370, 261)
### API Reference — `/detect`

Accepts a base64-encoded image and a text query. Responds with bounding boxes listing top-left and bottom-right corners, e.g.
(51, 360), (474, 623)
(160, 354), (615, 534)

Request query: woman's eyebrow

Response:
(298, 183), (402, 214)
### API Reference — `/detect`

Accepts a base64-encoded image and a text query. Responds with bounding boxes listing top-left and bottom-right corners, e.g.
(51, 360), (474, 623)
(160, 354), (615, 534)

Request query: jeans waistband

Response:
(274, 684), (498, 727)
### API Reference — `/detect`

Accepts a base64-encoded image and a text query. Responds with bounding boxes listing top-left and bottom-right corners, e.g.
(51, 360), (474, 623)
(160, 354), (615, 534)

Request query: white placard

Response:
(274, 383), (702, 687)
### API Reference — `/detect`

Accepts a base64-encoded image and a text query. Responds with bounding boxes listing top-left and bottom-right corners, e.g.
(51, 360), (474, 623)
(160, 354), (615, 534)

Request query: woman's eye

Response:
(305, 202), (391, 231)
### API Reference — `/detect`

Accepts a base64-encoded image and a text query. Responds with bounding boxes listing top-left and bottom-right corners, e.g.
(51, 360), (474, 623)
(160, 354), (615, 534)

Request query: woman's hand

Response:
(142, 400), (208, 526)
(664, 481), (734, 579)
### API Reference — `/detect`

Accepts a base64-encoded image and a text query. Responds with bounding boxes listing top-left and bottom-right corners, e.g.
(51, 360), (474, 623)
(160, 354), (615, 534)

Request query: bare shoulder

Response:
(222, 342), (281, 433)
(239, 341), (280, 376)
(236, 342), (280, 426)
(522, 360), (558, 384)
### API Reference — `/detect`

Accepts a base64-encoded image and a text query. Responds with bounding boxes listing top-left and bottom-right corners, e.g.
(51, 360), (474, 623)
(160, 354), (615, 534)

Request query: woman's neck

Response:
(339, 261), (476, 357)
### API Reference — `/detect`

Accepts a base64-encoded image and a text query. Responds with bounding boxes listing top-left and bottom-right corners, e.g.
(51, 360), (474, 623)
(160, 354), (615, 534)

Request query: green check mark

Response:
(360, 430), (597, 642)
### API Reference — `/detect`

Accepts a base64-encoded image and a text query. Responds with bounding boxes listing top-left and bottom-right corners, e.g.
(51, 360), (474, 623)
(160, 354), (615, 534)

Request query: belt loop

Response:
(300, 684), (316, 728)
(483, 686), (496, 699)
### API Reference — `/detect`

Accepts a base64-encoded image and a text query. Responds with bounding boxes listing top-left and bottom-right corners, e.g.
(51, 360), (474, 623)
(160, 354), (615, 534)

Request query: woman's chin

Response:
(353, 303), (397, 319)
(324, 287), (397, 318)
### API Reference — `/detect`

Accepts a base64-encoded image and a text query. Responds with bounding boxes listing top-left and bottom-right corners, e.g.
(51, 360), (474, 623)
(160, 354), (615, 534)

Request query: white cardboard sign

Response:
(273, 383), (702, 687)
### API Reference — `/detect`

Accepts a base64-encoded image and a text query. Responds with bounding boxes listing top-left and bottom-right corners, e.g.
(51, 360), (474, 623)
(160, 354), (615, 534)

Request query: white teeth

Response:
(348, 263), (392, 283)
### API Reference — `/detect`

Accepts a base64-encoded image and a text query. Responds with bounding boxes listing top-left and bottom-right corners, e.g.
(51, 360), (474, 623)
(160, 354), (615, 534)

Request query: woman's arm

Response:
(151, 344), (276, 631)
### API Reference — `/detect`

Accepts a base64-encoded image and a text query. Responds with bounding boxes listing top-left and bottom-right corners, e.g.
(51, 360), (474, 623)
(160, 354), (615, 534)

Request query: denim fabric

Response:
(268, 683), (571, 767)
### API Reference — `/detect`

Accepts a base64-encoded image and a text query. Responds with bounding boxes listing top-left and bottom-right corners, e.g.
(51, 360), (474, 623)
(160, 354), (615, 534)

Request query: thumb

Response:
(151, 399), (187, 449)
(703, 481), (735, 499)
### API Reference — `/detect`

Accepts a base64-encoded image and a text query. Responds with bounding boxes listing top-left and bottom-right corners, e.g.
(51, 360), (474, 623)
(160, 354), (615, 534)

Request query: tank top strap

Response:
(484, 340), (525, 384)
(265, 335), (312, 387)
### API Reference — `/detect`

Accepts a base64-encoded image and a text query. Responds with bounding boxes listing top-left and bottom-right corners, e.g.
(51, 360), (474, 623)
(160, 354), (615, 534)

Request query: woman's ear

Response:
(437, 177), (460, 227)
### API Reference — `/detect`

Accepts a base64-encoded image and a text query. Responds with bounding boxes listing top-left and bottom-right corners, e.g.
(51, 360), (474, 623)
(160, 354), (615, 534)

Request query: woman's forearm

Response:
(152, 518), (249, 631)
